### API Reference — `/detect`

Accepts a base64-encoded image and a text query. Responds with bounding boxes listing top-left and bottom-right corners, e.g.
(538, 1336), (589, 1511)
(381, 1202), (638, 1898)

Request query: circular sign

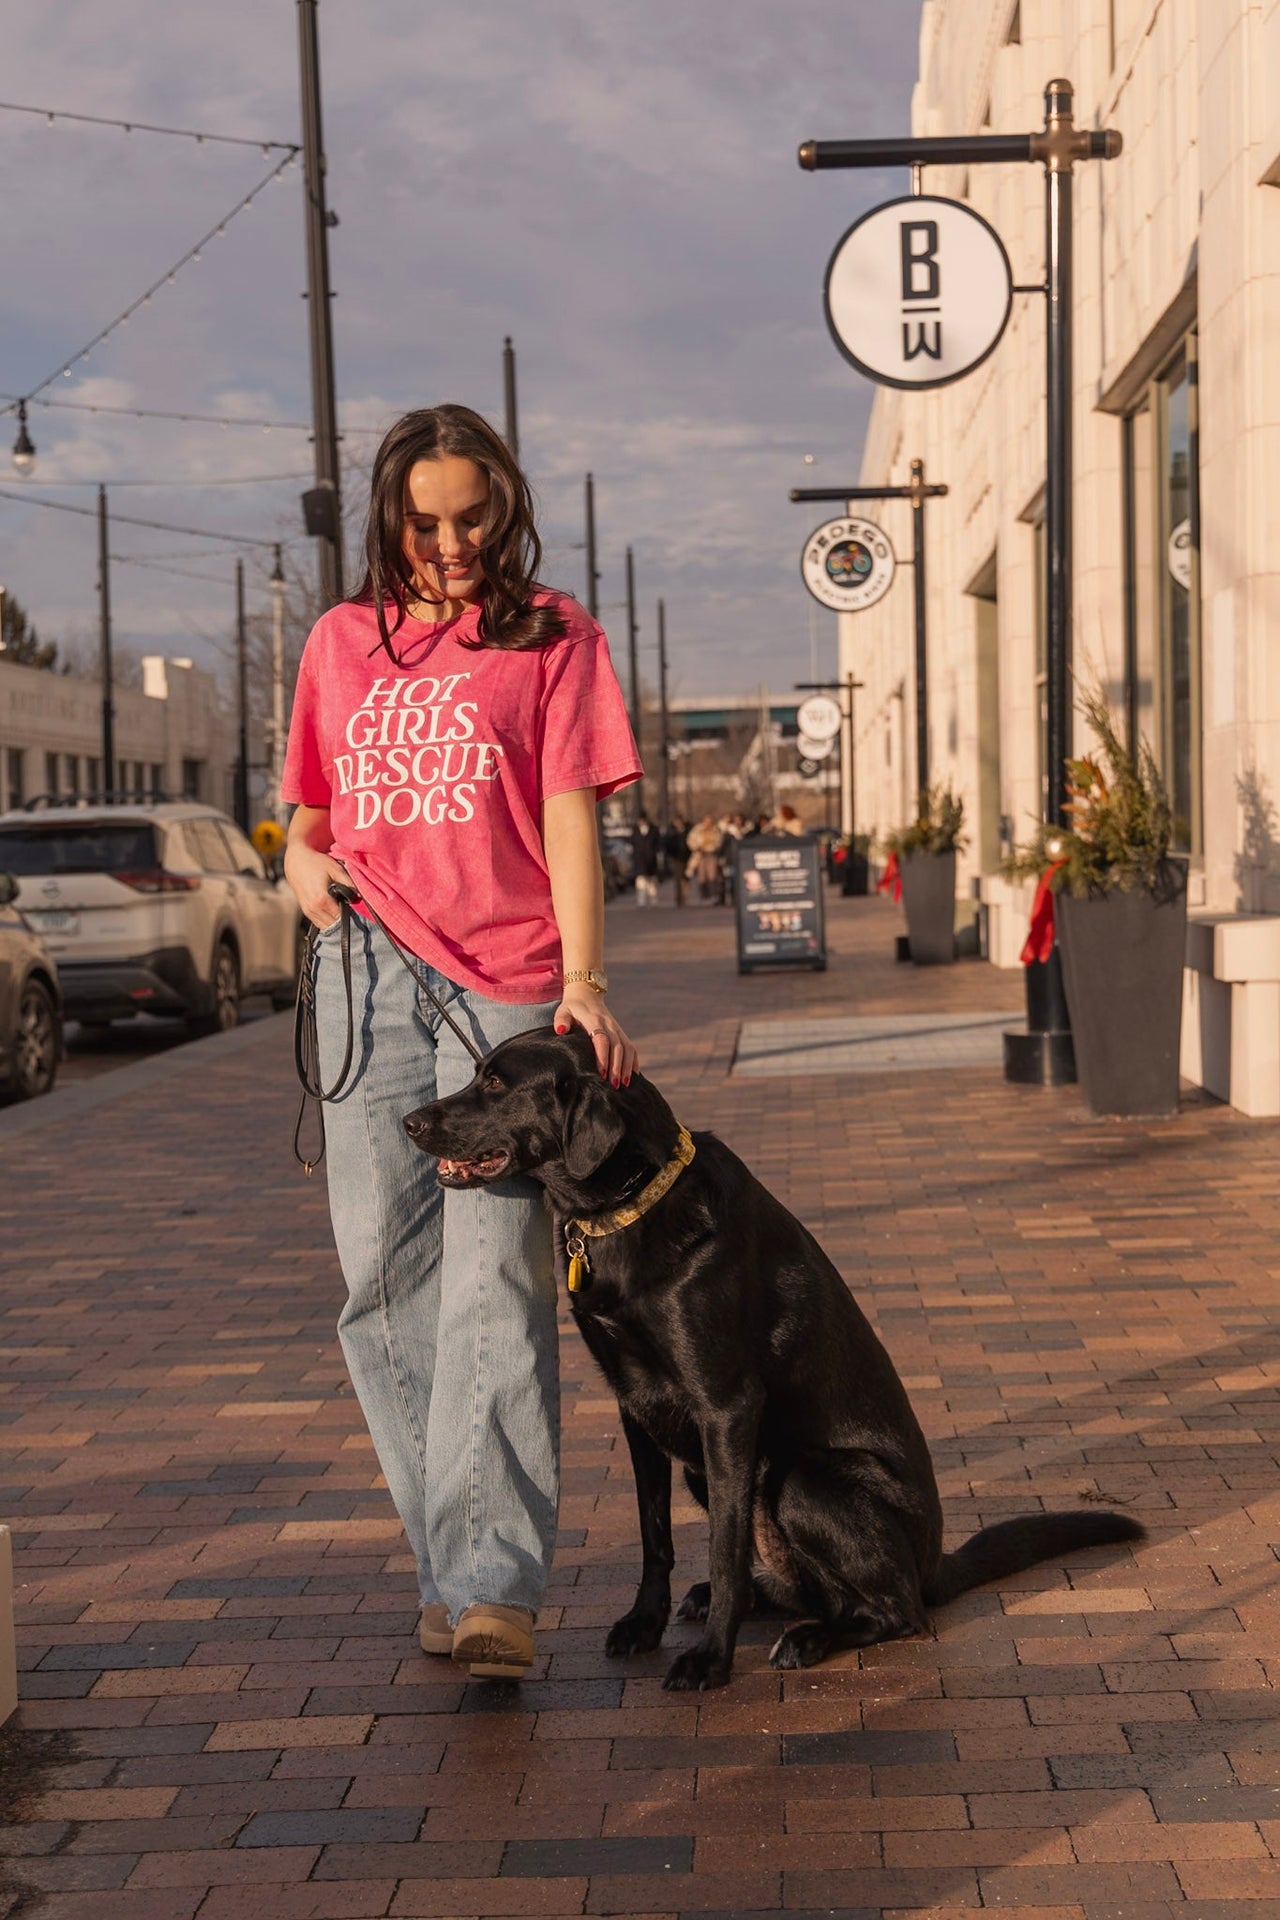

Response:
(796, 756), (823, 780)
(796, 693), (842, 740)
(801, 516), (895, 613)
(825, 195), (1013, 391)
(797, 731), (836, 761)
(1168, 518), (1193, 590)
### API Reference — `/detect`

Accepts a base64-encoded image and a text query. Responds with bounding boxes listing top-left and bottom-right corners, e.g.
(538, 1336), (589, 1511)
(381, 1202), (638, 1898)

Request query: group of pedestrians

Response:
(630, 803), (807, 907)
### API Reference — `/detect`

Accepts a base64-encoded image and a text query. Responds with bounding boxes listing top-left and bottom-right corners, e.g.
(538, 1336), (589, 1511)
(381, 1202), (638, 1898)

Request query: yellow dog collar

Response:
(564, 1125), (696, 1293)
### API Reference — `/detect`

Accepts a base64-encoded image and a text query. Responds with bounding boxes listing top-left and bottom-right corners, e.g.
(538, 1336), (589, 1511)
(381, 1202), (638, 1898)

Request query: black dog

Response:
(404, 1028), (1143, 1691)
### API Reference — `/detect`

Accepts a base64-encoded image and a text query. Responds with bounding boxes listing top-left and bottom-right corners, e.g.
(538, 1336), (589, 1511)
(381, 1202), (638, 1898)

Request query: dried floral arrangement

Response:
(885, 784), (967, 858)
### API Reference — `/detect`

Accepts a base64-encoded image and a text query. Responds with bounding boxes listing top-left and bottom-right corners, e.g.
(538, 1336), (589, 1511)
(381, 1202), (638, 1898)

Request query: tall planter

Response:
(841, 851), (870, 897)
(899, 848), (956, 965)
(1056, 858), (1188, 1118)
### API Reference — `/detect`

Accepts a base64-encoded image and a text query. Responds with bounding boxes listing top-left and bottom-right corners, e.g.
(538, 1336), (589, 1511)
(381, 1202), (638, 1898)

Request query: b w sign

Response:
(825, 195), (1013, 391)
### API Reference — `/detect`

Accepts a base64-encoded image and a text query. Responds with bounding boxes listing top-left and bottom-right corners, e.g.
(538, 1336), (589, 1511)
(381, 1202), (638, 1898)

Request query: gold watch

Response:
(563, 968), (609, 994)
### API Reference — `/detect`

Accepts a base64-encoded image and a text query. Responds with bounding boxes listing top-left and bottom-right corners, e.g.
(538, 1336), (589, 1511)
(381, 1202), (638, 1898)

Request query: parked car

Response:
(0, 869), (62, 1099)
(0, 801), (302, 1035)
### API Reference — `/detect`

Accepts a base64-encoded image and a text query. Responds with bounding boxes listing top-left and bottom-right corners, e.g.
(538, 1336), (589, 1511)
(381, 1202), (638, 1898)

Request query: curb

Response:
(0, 1011), (289, 1145)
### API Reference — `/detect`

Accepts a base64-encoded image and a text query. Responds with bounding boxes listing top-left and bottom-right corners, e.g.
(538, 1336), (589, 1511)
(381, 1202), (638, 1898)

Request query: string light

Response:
(10, 150), (296, 415)
(0, 99), (299, 155)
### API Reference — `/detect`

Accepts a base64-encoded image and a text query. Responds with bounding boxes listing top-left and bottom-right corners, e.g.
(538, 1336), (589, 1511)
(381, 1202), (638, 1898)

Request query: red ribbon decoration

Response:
(877, 850), (903, 904)
(1020, 859), (1068, 965)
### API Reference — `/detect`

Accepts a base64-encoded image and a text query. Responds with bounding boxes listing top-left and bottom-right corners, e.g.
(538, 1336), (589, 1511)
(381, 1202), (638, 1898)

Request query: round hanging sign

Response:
(795, 693), (842, 740)
(801, 516), (895, 613)
(797, 756), (823, 781)
(797, 730), (837, 761)
(1168, 518), (1193, 590)
(824, 194), (1013, 391)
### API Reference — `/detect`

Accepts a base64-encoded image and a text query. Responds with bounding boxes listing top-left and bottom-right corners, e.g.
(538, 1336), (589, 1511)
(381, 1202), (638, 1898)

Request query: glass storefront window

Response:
(1122, 333), (1201, 854)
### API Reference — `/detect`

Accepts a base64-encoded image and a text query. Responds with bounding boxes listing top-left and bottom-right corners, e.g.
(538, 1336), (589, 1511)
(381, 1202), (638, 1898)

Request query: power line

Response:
(110, 552), (249, 587)
(14, 149), (297, 404)
(16, 470), (311, 488)
(0, 99), (299, 154)
(1, 393), (311, 431)
(0, 488), (277, 547)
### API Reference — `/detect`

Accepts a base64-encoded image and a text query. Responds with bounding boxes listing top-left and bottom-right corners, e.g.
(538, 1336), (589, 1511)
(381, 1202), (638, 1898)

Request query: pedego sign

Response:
(825, 194), (1013, 391)
(801, 515), (895, 613)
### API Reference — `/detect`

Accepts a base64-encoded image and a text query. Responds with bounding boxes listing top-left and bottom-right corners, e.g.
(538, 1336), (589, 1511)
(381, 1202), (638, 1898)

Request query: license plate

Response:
(27, 910), (79, 935)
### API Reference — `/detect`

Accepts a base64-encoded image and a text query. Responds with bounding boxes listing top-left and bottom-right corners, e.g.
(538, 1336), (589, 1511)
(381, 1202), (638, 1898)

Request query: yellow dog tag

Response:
(565, 1232), (589, 1294)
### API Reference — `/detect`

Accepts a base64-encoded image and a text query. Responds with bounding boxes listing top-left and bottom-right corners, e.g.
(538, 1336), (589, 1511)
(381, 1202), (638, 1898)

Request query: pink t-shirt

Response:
(281, 590), (641, 1002)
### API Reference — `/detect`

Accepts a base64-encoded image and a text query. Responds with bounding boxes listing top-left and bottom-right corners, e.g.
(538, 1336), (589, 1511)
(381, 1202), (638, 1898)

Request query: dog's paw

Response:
(662, 1644), (732, 1691)
(605, 1611), (667, 1657)
(768, 1620), (833, 1670)
(676, 1581), (711, 1623)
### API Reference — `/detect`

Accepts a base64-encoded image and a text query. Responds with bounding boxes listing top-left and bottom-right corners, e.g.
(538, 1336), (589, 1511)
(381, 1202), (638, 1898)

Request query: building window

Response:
(1122, 332), (1201, 852)
(5, 748), (23, 811)
(45, 751), (59, 798)
(149, 763), (163, 797)
(181, 758), (205, 801)
(85, 757), (100, 794)
(63, 754), (79, 799)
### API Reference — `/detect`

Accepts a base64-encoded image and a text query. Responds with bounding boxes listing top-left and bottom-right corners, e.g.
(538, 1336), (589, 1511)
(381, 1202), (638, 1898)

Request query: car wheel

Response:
(189, 942), (240, 1037)
(13, 981), (58, 1099)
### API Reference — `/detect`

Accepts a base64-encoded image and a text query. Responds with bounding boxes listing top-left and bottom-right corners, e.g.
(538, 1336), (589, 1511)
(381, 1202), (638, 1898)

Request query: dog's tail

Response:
(923, 1509), (1145, 1608)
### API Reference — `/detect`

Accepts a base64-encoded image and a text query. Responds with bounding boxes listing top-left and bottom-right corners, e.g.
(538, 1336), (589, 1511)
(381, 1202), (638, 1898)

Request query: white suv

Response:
(0, 801), (301, 1034)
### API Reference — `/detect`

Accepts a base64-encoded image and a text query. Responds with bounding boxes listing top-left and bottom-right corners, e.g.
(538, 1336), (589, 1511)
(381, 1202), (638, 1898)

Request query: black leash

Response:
(292, 879), (486, 1175)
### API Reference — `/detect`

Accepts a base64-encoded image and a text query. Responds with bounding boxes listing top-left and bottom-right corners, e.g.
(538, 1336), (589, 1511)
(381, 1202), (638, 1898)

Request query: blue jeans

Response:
(314, 915), (561, 1620)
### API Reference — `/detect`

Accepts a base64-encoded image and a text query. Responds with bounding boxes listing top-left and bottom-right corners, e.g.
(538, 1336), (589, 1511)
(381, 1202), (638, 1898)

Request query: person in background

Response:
(631, 809), (660, 906)
(770, 802), (805, 836)
(687, 814), (724, 903)
(664, 814), (689, 907)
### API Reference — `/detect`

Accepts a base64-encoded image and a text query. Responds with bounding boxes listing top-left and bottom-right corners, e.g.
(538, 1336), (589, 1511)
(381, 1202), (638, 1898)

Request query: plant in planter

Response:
(883, 786), (967, 965)
(1019, 688), (1185, 1118)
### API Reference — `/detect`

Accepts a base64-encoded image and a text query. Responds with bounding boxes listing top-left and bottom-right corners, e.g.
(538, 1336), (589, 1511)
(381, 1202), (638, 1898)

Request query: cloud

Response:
(0, 0), (922, 689)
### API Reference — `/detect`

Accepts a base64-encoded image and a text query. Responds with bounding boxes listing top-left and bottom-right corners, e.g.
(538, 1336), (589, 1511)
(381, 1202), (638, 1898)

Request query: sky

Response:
(0, 1), (924, 703)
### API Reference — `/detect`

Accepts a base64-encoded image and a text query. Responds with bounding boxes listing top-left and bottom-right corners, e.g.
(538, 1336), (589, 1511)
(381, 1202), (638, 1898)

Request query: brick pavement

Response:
(2, 889), (1279, 1920)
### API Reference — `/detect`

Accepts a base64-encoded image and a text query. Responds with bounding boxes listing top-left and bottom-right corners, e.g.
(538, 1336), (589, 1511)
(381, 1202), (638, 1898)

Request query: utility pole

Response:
(270, 545), (287, 825)
(503, 337), (519, 463)
(583, 473), (600, 620)
(657, 598), (670, 830)
(97, 485), (115, 798)
(297, 0), (344, 608)
(235, 559), (250, 833)
(625, 546), (640, 808)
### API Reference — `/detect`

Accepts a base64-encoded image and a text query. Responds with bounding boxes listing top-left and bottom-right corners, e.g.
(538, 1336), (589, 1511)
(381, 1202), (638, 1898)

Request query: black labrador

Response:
(404, 1028), (1143, 1691)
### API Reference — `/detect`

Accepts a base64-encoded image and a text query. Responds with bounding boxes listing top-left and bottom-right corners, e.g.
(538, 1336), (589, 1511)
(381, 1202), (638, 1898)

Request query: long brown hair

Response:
(353, 404), (567, 659)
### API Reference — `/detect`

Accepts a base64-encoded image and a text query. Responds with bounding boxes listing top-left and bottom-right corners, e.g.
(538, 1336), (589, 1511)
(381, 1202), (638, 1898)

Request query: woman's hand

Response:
(554, 990), (639, 1088)
(284, 839), (355, 931)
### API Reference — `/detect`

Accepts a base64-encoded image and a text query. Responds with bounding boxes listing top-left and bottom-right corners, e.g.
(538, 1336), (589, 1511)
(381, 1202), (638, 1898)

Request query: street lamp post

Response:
(503, 337), (519, 462)
(584, 473), (600, 621)
(657, 598), (670, 830)
(625, 546), (641, 810)
(98, 486), (115, 798)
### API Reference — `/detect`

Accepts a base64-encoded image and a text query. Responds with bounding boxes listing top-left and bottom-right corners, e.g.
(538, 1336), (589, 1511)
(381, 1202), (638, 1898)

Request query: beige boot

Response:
(451, 1602), (535, 1678)
(418, 1602), (453, 1656)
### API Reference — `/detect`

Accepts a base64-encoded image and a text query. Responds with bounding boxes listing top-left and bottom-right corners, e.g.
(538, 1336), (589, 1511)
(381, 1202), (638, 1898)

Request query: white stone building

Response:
(843, 0), (1280, 1112)
(0, 654), (235, 815)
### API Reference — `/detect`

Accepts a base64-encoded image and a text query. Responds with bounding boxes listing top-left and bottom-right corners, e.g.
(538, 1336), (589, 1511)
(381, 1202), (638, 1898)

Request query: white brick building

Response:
(844, 0), (1280, 1111)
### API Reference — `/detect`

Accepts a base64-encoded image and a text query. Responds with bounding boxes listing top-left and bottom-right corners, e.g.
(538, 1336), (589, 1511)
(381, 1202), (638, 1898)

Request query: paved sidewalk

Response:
(3, 891), (1280, 1920)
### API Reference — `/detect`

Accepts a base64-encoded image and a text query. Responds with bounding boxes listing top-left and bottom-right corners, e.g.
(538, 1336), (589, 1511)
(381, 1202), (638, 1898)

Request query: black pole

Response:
(1044, 89), (1073, 828)
(503, 337), (519, 463)
(584, 473), (600, 620)
(235, 559), (250, 833)
(910, 459), (929, 799)
(657, 599), (670, 830)
(846, 670), (857, 845)
(625, 545), (641, 803)
(297, 0), (343, 608)
(98, 484), (114, 798)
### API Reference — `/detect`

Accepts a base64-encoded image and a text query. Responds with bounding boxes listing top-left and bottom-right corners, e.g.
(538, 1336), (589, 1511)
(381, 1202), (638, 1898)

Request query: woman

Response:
(281, 405), (641, 1679)
(686, 814), (724, 903)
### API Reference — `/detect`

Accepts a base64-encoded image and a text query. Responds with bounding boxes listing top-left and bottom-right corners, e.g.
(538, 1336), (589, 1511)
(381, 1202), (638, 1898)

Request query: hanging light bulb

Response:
(11, 400), (36, 476)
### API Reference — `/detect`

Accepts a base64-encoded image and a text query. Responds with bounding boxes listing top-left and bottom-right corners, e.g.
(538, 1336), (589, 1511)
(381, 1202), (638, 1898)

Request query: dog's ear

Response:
(562, 1073), (627, 1181)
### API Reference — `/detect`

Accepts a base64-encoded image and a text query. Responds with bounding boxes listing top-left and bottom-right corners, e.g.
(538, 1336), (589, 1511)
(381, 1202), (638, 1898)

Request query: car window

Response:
(0, 822), (158, 875)
(216, 821), (267, 879)
(185, 818), (237, 875)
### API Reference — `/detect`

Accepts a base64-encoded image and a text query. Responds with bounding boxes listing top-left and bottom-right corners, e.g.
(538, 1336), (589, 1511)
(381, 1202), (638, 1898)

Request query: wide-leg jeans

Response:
(314, 915), (561, 1621)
